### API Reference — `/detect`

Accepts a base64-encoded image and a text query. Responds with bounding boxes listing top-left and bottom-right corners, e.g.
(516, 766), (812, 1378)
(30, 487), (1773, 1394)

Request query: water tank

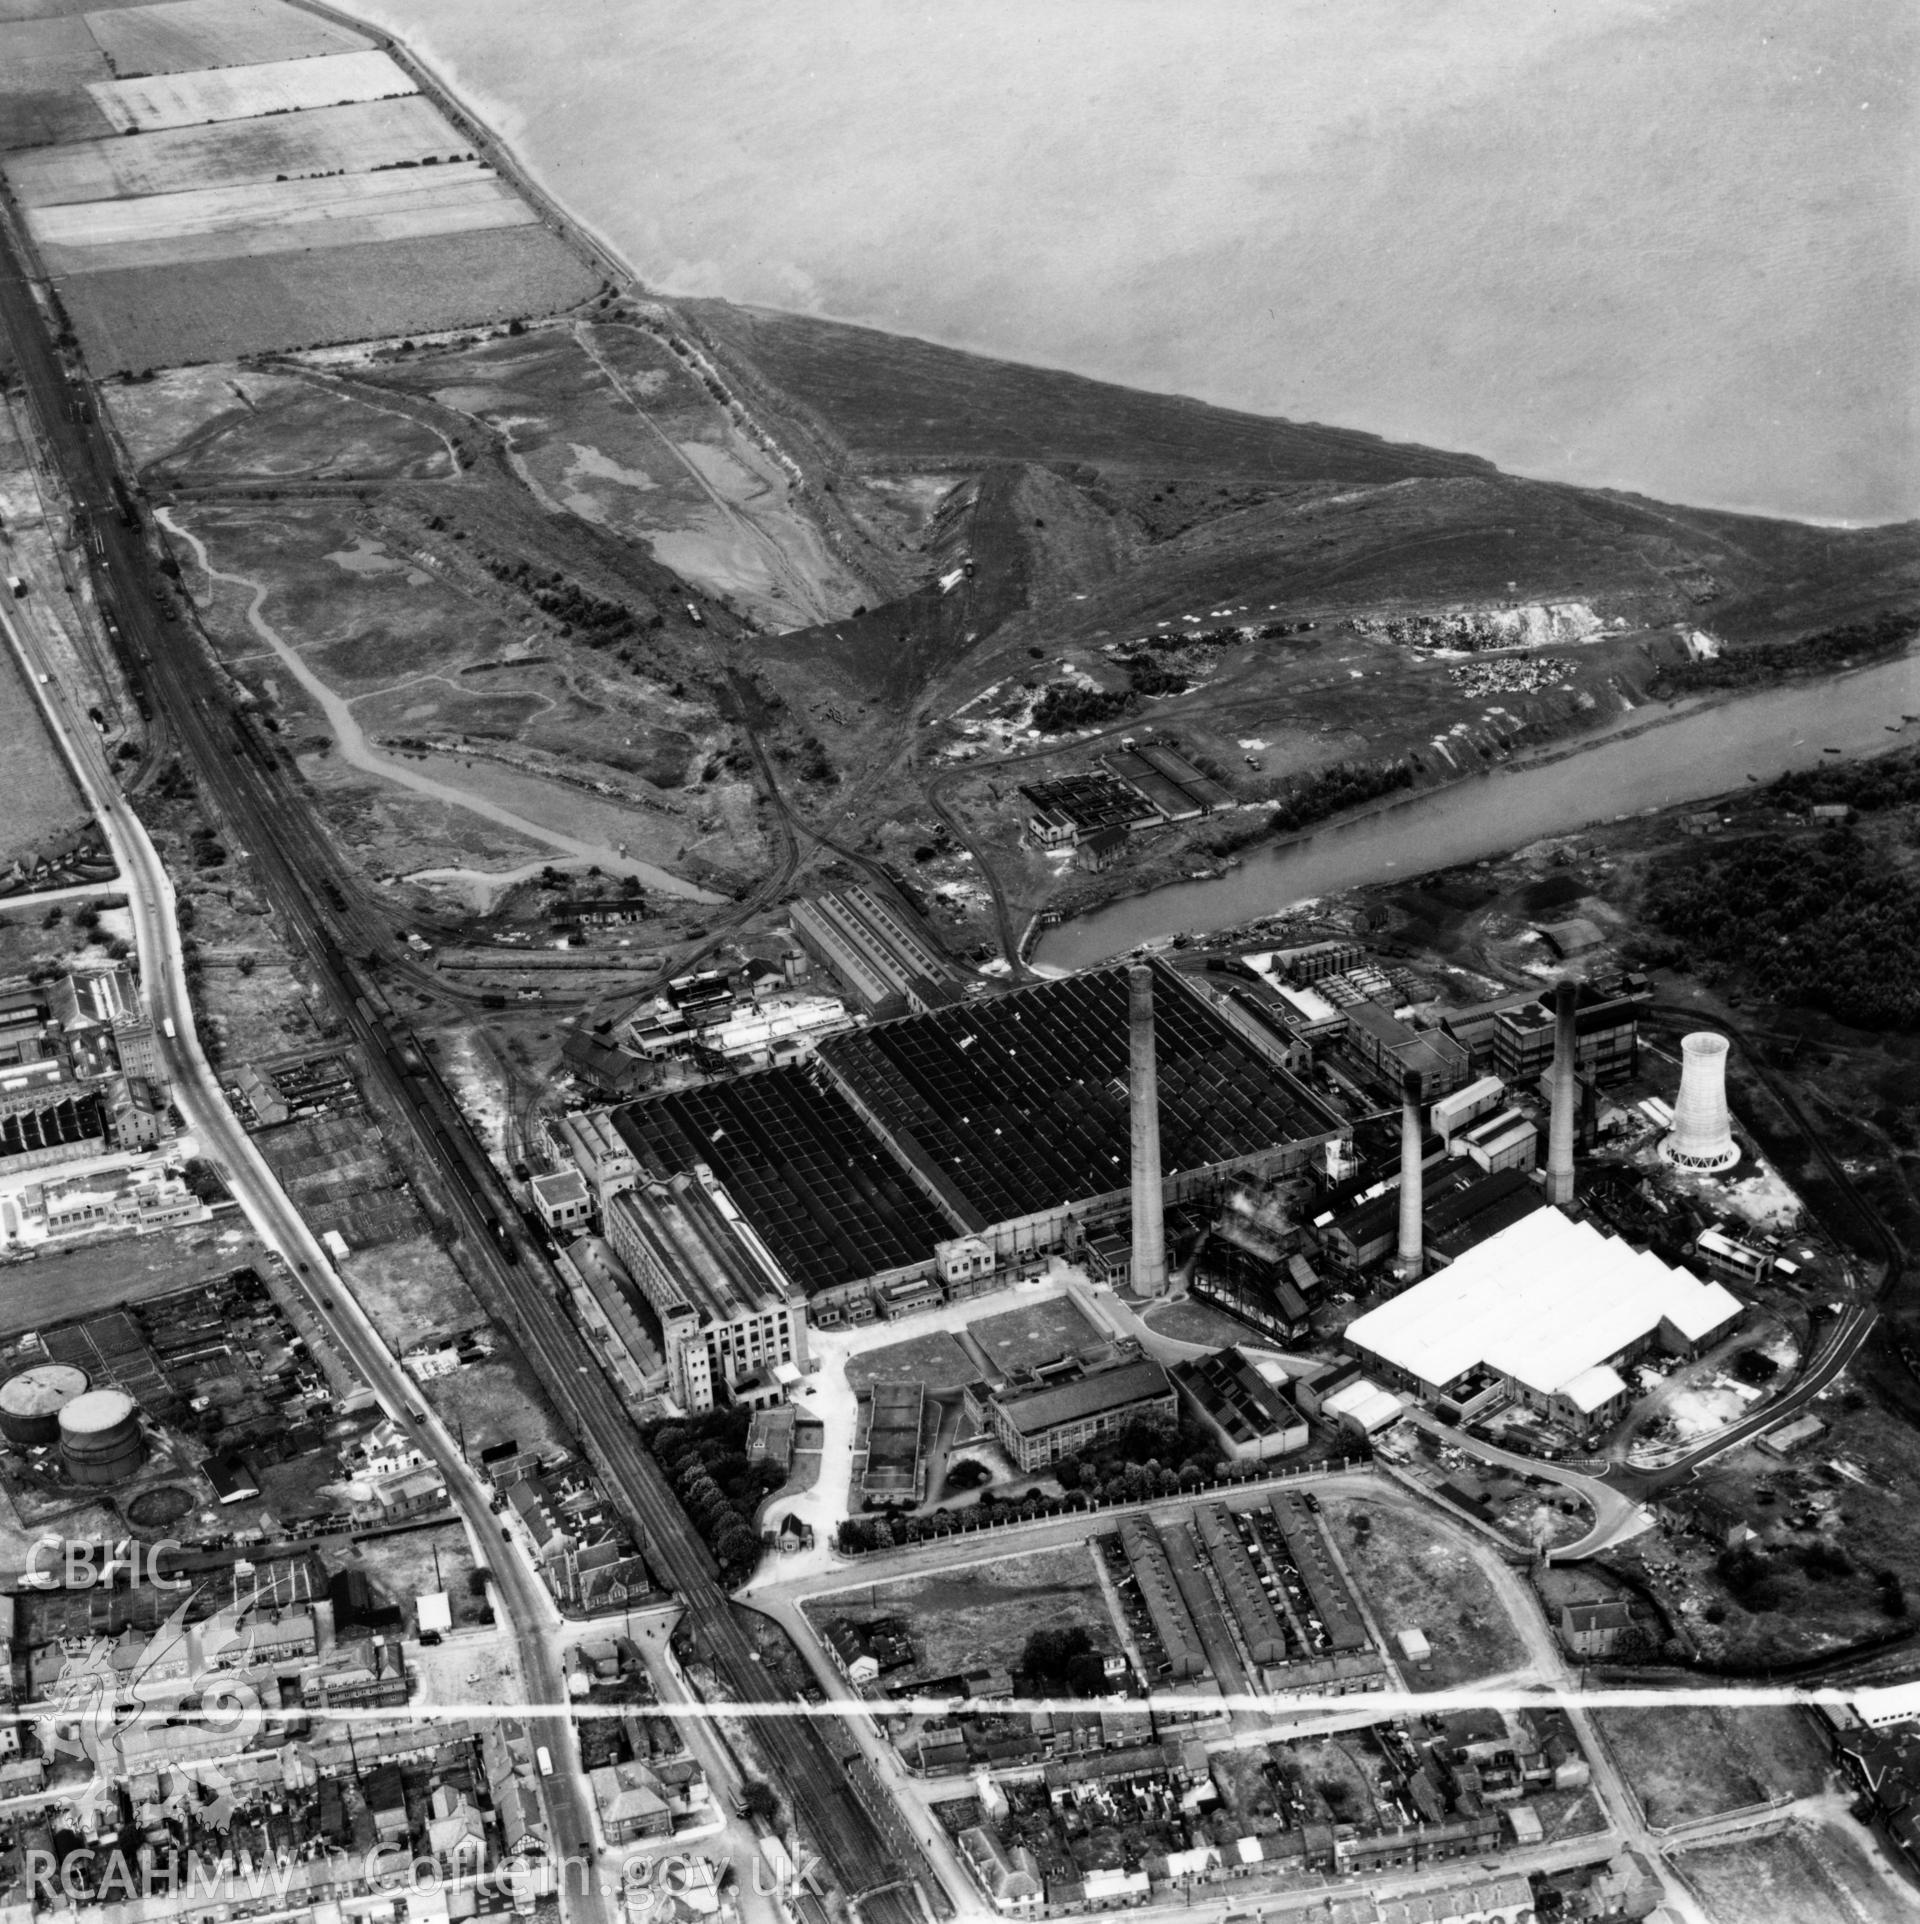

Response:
(0, 1364), (91, 1448)
(59, 1390), (143, 1487)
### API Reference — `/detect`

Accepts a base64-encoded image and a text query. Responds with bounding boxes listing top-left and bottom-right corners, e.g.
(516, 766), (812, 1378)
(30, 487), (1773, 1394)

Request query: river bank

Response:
(1035, 648), (1920, 969)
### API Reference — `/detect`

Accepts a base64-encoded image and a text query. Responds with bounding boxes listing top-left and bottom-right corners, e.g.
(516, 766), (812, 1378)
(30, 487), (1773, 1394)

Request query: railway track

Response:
(0, 219), (933, 1924)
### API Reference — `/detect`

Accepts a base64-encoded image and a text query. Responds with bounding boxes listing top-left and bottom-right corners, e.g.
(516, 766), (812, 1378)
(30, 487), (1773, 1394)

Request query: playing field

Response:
(87, 46), (414, 131)
(33, 161), (534, 272)
(63, 224), (600, 372)
(7, 95), (464, 205)
(85, 0), (371, 76)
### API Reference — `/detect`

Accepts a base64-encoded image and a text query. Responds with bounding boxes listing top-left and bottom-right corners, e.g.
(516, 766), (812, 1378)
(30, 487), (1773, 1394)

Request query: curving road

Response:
(0, 593), (611, 1924)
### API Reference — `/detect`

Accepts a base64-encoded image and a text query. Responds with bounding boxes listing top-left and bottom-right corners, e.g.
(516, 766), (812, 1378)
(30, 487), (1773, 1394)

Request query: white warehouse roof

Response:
(1346, 1207), (1740, 1401)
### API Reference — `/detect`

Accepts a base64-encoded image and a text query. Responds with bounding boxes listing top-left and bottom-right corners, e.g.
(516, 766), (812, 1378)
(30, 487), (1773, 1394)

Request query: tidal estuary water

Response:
(353, 0), (1917, 525)
(1035, 655), (1920, 969)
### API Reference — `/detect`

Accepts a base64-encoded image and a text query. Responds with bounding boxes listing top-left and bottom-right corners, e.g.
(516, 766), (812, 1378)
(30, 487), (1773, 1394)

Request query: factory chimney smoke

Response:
(1545, 977), (1579, 1207)
(1662, 1032), (1741, 1173)
(1396, 1070), (1425, 1281)
(1127, 965), (1168, 1298)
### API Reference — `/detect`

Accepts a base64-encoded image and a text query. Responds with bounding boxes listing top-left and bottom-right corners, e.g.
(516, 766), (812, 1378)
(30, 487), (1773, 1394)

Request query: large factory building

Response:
(596, 964), (1344, 1395)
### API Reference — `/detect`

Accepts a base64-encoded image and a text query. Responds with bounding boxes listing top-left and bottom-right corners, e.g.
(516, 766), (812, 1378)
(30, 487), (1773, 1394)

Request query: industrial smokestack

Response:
(1662, 1032), (1740, 1173)
(1545, 977), (1579, 1206)
(1396, 1070), (1424, 1281)
(1127, 965), (1168, 1298)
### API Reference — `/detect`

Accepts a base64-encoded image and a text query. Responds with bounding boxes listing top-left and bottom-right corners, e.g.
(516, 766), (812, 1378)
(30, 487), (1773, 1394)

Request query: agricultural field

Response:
(1320, 1491), (1529, 1690)
(810, 1542), (1117, 1684)
(32, 161), (534, 273)
(0, 13), (116, 148)
(7, 94), (466, 205)
(1590, 1705), (1832, 1830)
(0, 634), (89, 869)
(62, 226), (598, 372)
(86, 46), (414, 132)
(85, 0), (373, 77)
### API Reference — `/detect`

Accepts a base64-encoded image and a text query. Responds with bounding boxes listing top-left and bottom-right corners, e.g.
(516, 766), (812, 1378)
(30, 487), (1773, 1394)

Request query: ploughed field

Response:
(0, 0), (596, 368)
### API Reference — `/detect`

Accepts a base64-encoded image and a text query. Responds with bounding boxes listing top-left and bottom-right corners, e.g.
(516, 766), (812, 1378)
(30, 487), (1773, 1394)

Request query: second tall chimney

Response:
(1128, 965), (1168, 1298)
(1545, 976), (1578, 1206)
(1396, 1070), (1425, 1281)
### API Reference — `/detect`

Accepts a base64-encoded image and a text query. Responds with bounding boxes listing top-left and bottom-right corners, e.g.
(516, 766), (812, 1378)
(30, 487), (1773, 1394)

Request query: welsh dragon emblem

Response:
(37, 1587), (264, 1820)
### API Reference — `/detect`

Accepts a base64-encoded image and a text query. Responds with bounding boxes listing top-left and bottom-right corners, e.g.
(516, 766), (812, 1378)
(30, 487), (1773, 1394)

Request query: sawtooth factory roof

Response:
(815, 963), (1339, 1231)
(612, 1067), (952, 1296)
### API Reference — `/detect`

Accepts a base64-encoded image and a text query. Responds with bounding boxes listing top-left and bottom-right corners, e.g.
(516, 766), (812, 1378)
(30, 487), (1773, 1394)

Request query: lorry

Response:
(535, 1746), (554, 1778)
(161, 1016), (177, 1040)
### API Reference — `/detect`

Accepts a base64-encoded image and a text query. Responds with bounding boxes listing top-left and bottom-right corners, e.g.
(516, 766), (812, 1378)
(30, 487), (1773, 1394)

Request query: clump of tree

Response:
(1655, 609), (1917, 696)
(1017, 1624), (1111, 1697)
(1769, 744), (1920, 816)
(645, 1408), (785, 1585)
(1125, 659), (1190, 698)
(1643, 828), (1920, 1029)
(1031, 684), (1137, 734)
(485, 557), (637, 642)
(1268, 758), (1413, 835)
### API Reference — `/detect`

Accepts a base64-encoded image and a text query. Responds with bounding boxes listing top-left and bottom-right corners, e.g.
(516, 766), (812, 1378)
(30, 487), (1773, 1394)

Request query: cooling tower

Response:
(1661, 1032), (1740, 1173)
(1127, 964), (1168, 1298)
(1395, 1070), (1424, 1281)
(1545, 977), (1579, 1206)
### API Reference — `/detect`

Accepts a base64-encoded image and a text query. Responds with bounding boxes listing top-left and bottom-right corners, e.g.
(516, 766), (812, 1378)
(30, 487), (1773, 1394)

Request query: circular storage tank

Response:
(59, 1389), (143, 1487)
(0, 1364), (91, 1448)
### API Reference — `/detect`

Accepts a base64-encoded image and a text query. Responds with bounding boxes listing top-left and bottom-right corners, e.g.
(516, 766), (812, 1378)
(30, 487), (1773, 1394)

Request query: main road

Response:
(0, 207), (935, 1924)
(0, 590), (610, 1924)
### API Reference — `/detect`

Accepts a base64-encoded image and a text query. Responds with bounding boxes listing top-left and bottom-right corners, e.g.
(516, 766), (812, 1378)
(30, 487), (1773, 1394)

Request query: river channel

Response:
(1035, 653), (1920, 971)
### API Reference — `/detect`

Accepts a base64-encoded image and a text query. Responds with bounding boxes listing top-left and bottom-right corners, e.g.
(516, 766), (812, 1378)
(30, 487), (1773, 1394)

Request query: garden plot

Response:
(86, 46), (414, 131)
(32, 161), (533, 272)
(85, 0), (371, 76)
(7, 94), (463, 206)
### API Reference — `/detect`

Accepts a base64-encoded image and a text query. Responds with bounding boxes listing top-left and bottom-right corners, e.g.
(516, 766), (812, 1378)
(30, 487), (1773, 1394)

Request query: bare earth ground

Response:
(1590, 1706), (1833, 1829)
(1675, 1821), (1915, 1924)
(1319, 1491), (1528, 1690)
(0, 1220), (267, 1337)
(810, 1541), (1117, 1682)
(0, 623), (90, 867)
(336, 1517), (484, 1630)
(428, 1355), (569, 1459)
(339, 1232), (486, 1353)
